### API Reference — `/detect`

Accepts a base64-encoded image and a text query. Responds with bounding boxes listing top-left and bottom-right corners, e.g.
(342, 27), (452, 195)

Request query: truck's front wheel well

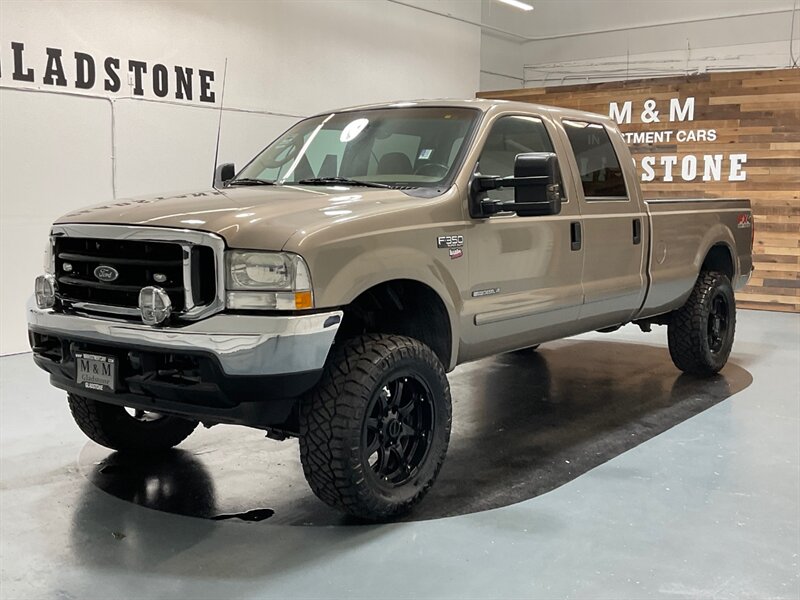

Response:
(337, 280), (452, 368)
(701, 244), (734, 281)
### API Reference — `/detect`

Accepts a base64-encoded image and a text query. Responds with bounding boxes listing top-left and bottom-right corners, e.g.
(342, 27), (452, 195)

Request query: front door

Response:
(460, 113), (585, 361)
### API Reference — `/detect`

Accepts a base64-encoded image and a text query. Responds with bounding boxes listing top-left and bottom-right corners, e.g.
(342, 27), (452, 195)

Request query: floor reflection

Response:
(86, 450), (217, 519)
(78, 339), (752, 526)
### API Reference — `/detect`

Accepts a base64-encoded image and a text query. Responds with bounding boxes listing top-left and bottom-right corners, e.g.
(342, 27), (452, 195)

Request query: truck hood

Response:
(55, 185), (434, 250)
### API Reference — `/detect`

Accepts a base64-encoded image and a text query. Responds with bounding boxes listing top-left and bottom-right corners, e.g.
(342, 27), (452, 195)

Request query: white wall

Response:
(479, 1), (797, 90)
(480, 34), (523, 91)
(0, 0), (481, 354)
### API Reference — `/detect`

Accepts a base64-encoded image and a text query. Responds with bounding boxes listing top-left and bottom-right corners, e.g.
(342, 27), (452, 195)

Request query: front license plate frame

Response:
(75, 352), (118, 393)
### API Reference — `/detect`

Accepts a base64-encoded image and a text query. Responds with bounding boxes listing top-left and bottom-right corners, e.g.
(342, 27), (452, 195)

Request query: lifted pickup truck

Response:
(28, 99), (753, 520)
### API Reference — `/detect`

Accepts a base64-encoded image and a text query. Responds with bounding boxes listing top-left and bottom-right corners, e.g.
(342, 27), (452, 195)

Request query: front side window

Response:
(476, 115), (555, 201)
(563, 120), (627, 199)
(237, 107), (479, 188)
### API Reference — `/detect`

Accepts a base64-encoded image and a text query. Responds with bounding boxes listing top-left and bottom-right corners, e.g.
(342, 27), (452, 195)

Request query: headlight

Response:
(228, 252), (293, 290)
(225, 251), (313, 310)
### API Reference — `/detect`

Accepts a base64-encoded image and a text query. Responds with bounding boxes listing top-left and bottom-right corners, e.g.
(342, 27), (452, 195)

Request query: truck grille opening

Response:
(191, 246), (216, 306)
(54, 237), (200, 315)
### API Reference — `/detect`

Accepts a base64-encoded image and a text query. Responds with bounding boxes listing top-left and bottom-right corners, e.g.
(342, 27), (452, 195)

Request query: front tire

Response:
(299, 334), (452, 521)
(67, 394), (198, 453)
(668, 271), (736, 376)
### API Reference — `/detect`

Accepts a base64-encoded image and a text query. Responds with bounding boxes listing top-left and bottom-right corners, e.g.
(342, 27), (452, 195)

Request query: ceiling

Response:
(479, 0), (797, 41)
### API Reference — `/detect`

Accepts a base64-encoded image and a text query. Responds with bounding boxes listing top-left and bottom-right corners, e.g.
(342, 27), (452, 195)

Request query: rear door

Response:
(560, 119), (647, 327)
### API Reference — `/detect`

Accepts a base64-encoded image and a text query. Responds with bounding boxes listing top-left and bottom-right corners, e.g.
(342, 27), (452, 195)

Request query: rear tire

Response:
(299, 334), (451, 521)
(668, 271), (736, 376)
(68, 394), (198, 453)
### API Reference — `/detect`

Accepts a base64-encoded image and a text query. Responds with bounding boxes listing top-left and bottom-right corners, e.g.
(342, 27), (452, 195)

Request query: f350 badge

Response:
(437, 235), (464, 259)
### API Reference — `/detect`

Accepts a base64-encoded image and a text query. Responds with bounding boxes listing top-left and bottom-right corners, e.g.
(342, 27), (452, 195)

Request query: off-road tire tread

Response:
(68, 394), (198, 452)
(299, 334), (451, 521)
(668, 270), (736, 376)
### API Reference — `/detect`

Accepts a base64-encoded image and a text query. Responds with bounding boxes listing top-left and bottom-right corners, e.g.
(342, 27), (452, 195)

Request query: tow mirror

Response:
(214, 163), (236, 188)
(473, 152), (562, 217)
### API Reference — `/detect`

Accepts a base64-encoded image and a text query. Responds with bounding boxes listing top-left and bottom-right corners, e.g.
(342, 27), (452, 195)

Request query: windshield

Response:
(236, 107), (479, 188)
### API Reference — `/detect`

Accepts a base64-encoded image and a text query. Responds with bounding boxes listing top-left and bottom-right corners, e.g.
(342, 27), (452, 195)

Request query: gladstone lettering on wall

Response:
(608, 97), (747, 183)
(1, 41), (217, 103)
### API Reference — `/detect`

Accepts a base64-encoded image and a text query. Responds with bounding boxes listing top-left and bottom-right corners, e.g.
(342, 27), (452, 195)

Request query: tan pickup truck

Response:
(28, 99), (753, 520)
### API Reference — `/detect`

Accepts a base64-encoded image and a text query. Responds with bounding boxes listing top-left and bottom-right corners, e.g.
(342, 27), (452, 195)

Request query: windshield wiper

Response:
(297, 177), (391, 189)
(227, 178), (276, 186)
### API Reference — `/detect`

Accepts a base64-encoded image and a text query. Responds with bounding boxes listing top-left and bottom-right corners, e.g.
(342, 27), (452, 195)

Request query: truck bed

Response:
(638, 198), (753, 319)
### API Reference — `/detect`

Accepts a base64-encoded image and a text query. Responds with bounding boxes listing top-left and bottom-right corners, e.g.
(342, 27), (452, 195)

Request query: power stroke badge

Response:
(437, 235), (464, 259)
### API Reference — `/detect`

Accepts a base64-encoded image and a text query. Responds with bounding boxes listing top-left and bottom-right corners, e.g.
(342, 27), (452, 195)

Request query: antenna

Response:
(212, 58), (229, 187)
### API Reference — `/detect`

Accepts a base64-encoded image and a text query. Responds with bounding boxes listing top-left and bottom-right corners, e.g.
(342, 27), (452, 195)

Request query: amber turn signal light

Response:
(295, 290), (313, 309)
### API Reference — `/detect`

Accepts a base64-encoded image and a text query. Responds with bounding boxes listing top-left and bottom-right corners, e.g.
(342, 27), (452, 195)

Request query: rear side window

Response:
(563, 120), (627, 199)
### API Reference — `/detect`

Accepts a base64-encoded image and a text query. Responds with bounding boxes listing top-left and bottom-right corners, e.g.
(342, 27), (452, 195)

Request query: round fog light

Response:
(139, 286), (172, 326)
(35, 274), (56, 309)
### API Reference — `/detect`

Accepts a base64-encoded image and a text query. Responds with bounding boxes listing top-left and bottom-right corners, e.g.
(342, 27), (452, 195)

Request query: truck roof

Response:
(310, 98), (615, 125)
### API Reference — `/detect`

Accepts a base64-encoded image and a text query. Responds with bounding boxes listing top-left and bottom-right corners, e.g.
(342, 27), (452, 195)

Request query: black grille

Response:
(191, 246), (216, 306)
(54, 237), (186, 311)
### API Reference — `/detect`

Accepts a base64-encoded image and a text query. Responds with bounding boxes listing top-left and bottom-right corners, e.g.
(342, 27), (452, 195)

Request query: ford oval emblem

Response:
(94, 265), (119, 282)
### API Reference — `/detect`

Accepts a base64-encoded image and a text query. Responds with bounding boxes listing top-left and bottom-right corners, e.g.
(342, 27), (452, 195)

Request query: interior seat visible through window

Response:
(318, 154), (338, 178)
(377, 152), (413, 175)
(286, 155), (314, 181)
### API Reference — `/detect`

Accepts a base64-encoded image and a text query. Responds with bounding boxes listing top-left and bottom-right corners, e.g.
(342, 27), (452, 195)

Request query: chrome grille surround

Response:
(50, 224), (226, 322)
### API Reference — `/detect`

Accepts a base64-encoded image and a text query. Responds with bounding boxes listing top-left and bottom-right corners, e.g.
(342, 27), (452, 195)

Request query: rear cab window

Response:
(563, 120), (628, 200)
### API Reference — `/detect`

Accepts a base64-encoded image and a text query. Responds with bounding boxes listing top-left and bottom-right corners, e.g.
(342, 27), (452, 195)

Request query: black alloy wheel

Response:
(363, 375), (435, 488)
(707, 293), (730, 353)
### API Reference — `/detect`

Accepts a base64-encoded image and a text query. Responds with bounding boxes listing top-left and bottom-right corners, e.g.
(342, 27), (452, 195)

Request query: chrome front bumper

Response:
(27, 298), (342, 376)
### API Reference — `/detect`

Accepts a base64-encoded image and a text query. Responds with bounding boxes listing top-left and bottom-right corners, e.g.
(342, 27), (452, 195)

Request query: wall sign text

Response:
(608, 96), (747, 183)
(1, 41), (217, 103)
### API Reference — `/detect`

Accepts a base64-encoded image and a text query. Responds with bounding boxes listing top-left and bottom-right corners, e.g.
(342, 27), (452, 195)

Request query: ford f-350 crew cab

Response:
(28, 99), (753, 520)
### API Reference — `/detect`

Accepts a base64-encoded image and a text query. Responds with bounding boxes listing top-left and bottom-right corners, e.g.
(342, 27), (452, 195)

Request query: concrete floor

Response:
(1, 309), (798, 599)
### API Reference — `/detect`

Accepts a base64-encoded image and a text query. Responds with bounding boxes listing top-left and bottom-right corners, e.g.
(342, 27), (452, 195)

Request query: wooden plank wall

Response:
(478, 69), (800, 313)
